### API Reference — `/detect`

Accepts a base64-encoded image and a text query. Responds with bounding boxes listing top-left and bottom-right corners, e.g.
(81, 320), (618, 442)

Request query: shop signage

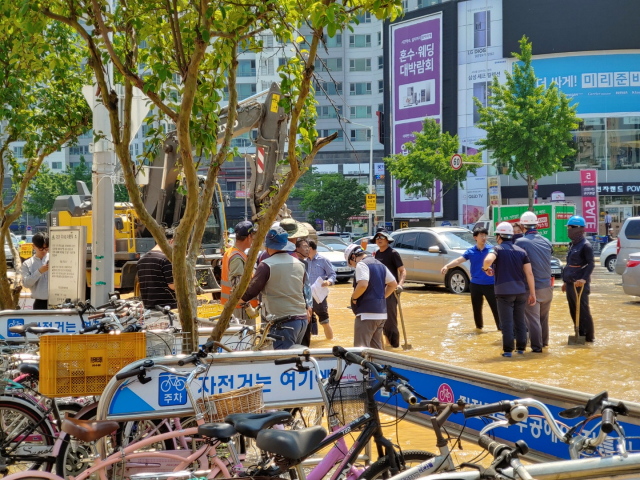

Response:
(580, 170), (599, 233)
(366, 194), (377, 213)
(488, 176), (501, 206)
(551, 191), (565, 202)
(598, 183), (640, 194)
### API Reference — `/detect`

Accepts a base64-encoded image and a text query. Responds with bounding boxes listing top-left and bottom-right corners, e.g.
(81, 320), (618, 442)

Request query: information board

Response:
(48, 226), (87, 307)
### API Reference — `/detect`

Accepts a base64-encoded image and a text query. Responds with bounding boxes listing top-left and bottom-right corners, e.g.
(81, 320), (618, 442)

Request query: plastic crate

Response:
(196, 303), (223, 318)
(39, 333), (146, 397)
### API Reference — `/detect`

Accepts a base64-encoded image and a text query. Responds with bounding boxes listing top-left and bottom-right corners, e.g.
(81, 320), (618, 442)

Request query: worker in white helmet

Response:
(482, 222), (537, 357)
(515, 211), (554, 351)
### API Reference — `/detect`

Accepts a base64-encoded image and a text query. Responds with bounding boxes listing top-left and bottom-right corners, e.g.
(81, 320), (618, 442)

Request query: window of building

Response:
(350, 129), (371, 142)
(315, 58), (343, 72)
(142, 125), (150, 137)
(80, 129), (93, 139)
(237, 42), (250, 54)
(12, 147), (24, 158)
(263, 34), (274, 48)
(320, 129), (344, 140)
(349, 58), (371, 72)
(351, 12), (371, 23)
(378, 56), (384, 70)
(378, 103), (383, 112)
(378, 80), (384, 93)
(51, 162), (62, 170)
(318, 105), (343, 119)
(316, 81), (343, 96)
(402, 0), (408, 10)
(349, 34), (371, 48)
(238, 60), (256, 77)
(230, 132), (252, 148)
(69, 145), (90, 156)
(350, 82), (372, 96)
(377, 31), (382, 46)
(350, 106), (372, 118)
(237, 83), (257, 100)
(260, 58), (274, 76)
(278, 57), (287, 68)
(325, 34), (342, 48)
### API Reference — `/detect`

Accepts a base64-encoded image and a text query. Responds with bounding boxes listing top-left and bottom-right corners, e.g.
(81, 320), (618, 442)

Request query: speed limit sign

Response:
(451, 154), (463, 170)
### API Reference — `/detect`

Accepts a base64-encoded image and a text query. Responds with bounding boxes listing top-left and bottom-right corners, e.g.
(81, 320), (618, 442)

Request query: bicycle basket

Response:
(195, 384), (264, 423)
(145, 331), (188, 357)
(326, 380), (371, 428)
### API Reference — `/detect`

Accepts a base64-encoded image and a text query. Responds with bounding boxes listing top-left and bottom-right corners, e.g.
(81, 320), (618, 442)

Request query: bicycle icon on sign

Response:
(160, 375), (186, 393)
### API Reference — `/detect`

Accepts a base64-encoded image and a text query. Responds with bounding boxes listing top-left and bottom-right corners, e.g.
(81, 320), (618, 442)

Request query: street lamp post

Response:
(342, 117), (374, 235)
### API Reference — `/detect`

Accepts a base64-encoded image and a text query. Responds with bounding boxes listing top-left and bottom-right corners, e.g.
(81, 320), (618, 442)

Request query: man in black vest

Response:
(345, 244), (398, 349)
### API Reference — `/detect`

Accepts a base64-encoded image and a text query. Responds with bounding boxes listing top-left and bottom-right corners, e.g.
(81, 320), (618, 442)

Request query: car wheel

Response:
(446, 269), (468, 294)
(605, 255), (617, 273)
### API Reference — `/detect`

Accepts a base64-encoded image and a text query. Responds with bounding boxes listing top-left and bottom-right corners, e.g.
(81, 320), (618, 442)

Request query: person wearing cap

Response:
(372, 228), (405, 348)
(306, 239), (336, 341)
(220, 220), (258, 326)
(441, 226), (500, 331)
(483, 222), (536, 357)
(562, 215), (595, 342)
(346, 244), (398, 349)
(239, 226), (309, 349)
(515, 212), (553, 351)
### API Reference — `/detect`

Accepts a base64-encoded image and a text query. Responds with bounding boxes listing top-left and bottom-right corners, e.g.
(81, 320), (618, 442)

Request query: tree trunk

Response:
(430, 199), (436, 226)
(527, 175), (535, 210)
(172, 245), (198, 352)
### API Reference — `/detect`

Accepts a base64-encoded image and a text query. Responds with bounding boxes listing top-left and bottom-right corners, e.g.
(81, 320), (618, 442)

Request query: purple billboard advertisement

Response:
(391, 12), (443, 218)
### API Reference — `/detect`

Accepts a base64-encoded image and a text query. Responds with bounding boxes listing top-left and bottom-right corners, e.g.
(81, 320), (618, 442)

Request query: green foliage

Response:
(294, 169), (367, 232)
(476, 36), (580, 208)
(384, 118), (481, 225)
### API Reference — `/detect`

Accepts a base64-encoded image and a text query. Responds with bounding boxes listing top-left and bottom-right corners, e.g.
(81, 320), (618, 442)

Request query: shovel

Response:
(568, 284), (586, 345)
(394, 291), (412, 350)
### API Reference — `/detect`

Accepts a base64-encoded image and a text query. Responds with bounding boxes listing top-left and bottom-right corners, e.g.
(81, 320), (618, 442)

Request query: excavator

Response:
(47, 82), (289, 294)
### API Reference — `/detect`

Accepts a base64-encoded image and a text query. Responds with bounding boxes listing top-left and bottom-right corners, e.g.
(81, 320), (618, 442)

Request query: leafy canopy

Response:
(475, 36), (580, 206)
(294, 169), (367, 232)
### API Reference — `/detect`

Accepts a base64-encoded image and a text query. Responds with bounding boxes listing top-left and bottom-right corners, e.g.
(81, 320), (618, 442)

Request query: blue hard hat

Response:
(567, 215), (586, 227)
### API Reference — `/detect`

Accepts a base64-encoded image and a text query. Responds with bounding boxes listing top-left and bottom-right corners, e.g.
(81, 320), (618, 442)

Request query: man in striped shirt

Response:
(307, 240), (336, 340)
(137, 228), (177, 309)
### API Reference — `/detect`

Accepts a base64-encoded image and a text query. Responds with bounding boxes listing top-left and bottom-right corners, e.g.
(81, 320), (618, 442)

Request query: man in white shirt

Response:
(345, 244), (397, 349)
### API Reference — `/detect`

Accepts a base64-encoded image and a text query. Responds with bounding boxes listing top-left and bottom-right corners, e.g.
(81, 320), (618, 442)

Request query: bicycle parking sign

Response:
(158, 372), (188, 406)
(7, 319), (24, 338)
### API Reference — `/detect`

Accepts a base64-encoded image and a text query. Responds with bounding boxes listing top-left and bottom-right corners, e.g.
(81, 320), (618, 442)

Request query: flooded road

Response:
(309, 263), (640, 403)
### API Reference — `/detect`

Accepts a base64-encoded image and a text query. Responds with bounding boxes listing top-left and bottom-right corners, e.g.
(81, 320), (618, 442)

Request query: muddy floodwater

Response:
(310, 263), (640, 402)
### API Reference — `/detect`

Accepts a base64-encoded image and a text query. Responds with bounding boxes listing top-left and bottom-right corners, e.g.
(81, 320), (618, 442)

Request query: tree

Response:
(38, 0), (402, 349)
(476, 36), (580, 209)
(0, 7), (91, 310)
(384, 118), (481, 226)
(294, 170), (367, 231)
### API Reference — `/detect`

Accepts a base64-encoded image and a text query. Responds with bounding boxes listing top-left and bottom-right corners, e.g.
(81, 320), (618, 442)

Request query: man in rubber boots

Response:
(515, 212), (554, 352)
(562, 215), (596, 342)
(240, 226), (308, 349)
(346, 244), (397, 349)
(220, 220), (258, 326)
(373, 228), (405, 348)
(483, 222), (536, 357)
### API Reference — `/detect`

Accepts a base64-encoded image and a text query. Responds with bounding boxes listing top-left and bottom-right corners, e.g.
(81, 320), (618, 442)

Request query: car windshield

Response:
(440, 231), (477, 250)
(316, 244), (333, 253)
(326, 242), (347, 251)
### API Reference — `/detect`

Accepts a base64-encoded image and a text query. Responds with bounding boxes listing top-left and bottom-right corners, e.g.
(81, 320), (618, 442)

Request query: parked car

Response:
(316, 242), (354, 282)
(599, 241), (618, 273)
(614, 216), (640, 275)
(317, 234), (349, 248)
(4, 233), (18, 268)
(550, 256), (564, 278)
(622, 252), (640, 297)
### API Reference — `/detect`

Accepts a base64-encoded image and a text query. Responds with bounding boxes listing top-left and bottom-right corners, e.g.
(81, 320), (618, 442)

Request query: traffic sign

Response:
(366, 194), (377, 213)
(400, 221), (409, 229)
(451, 154), (463, 170)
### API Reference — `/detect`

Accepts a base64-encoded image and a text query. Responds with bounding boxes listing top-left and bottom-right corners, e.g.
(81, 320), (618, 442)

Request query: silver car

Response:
(4, 233), (18, 267)
(390, 227), (494, 294)
(622, 252), (640, 297)
(614, 216), (640, 275)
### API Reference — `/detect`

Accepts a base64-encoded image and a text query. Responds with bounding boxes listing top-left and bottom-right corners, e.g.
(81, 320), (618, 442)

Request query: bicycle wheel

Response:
(359, 450), (437, 480)
(0, 395), (56, 473)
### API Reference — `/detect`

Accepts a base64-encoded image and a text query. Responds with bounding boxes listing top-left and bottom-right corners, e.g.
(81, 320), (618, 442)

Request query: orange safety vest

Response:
(220, 247), (258, 307)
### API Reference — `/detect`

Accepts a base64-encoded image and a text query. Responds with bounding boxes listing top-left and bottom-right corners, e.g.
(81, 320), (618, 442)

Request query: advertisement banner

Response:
(580, 169), (599, 233)
(528, 54), (640, 115)
(488, 176), (501, 206)
(391, 13), (443, 219)
(494, 204), (576, 244)
(460, 166), (488, 229)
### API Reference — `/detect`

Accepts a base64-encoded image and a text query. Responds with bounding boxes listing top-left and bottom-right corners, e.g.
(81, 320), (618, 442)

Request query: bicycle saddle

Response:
(18, 363), (39, 378)
(27, 326), (60, 334)
(256, 425), (327, 461)
(225, 411), (293, 438)
(61, 415), (119, 442)
(198, 423), (237, 442)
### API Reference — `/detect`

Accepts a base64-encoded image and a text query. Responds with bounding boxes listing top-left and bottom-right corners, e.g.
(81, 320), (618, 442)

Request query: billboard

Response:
(391, 12), (443, 219)
(529, 54), (640, 115)
(580, 169), (599, 233)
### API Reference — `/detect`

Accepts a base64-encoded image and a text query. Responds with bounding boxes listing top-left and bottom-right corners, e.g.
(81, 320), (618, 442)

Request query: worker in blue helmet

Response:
(562, 215), (595, 342)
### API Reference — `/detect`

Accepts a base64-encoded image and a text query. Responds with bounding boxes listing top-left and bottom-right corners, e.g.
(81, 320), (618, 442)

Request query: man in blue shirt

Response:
(516, 212), (553, 352)
(483, 222), (537, 357)
(441, 226), (500, 330)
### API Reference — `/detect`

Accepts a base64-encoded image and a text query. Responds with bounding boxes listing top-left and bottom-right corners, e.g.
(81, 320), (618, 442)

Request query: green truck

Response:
(492, 204), (576, 244)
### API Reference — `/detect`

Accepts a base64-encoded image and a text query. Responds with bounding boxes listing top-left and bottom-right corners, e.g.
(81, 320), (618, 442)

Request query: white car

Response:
(599, 241), (618, 273)
(316, 242), (354, 282)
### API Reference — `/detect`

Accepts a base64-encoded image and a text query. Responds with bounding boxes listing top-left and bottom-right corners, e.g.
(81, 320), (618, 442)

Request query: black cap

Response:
(234, 220), (256, 236)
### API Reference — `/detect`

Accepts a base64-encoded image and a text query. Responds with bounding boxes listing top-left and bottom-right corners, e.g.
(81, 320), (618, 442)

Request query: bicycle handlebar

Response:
(115, 366), (146, 380)
(601, 408), (615, 434)
(464, 401), (512, 418)
(274, 357), (300, 365)
(398, 384), (417, 405)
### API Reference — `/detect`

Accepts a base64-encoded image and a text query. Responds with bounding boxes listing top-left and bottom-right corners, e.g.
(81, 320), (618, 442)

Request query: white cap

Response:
(520, 211), (538, 226)
(344, 244), (364, 262)
(495, 222), (514, 236)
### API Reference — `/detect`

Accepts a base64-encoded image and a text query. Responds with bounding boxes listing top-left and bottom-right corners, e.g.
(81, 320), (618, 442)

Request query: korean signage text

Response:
(580, 170), (599, 233)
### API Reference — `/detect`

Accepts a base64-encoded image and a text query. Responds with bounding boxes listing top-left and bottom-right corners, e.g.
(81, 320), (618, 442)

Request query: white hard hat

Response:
(520, 211), (538, 226)
(344, 244), (364, 262)
(495, 222), (514, 236)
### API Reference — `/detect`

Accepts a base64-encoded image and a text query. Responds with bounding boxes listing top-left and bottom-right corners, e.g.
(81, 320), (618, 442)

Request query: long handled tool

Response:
(394, 291), (412, 350)
(568, 284), (586, 345)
